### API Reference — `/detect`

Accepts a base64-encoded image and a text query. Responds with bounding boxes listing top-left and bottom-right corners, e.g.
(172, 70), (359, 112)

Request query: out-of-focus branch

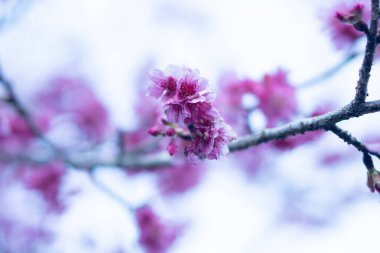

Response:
(0, 68), (43, 139)
(0, 67), (69, 161)
(89, 167), (135, 211)
(298, 51), (359, 88)
(328, 125), (380, 159)
(0, 151), (171, 170)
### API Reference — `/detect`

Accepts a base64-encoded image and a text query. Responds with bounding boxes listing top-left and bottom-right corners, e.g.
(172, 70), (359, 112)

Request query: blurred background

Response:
(1, 0), (380, 252)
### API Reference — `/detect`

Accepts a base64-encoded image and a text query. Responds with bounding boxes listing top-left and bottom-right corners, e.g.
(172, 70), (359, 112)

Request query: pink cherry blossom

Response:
(147, 65), (183, 101)
(177, 68), (207, 100)
(147, 65), (235, 161)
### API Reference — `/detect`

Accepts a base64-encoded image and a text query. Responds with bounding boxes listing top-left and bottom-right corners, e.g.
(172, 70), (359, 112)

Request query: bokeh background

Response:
(1, 0), (380, 252)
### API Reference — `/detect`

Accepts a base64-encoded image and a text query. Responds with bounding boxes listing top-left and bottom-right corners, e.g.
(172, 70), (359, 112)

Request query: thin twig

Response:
(328, 125), (380, 159)
(89, 167), (135, 212)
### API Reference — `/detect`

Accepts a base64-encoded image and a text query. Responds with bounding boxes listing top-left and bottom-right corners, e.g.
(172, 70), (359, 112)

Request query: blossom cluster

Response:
(147, 65), (234, 160)
(217, 69), (298, 131)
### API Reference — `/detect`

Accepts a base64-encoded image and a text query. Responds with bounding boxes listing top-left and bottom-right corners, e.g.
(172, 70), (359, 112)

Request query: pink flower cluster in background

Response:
(217, 69), (298, 131)
(135, 205), (182, 253)
(326, 2), (370, 50)
(17, 162), (67, 213)
(36, 76), (110, 144)
(147, 65), (235, 161)
(216, 69), (325, 176)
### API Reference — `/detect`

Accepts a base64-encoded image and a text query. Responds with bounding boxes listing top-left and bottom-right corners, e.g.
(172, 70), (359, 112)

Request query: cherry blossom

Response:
(147, 65), (235, 160)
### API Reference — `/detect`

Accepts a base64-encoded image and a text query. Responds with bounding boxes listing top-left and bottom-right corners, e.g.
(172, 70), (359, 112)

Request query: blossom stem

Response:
(228, 100), (380, 152)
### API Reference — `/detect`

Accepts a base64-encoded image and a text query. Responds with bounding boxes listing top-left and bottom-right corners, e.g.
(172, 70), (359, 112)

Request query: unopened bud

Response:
(336, 3), (365, 24)
(148, 126), (161, 136)
(166, 128), (175, 137)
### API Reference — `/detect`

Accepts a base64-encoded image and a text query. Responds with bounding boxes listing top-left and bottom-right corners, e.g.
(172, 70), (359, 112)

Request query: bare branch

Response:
(353, 0), (379, 104)
(0, 151), (171, 170)
(328, 125), (380, 159)
(228, 100), (380, 152)
(89, 167), (135, 211)
(0, 68), (44, 139)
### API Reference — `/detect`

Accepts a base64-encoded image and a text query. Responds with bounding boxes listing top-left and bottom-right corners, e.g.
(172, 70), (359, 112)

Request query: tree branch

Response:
(328, 125), (380, 159)
(3, 100), (380, 168)
(0, 67), (64, 159)
(228, 100), (380, 152)
(353, 0), (379, 104)
(0, 151), (171, 170)
(0, 68), (43, 139)
(89, 167), (135, 211)
(1, 2), (380, 169)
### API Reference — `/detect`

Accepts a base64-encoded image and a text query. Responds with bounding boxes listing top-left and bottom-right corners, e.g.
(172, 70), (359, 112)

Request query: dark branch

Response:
(0, 68), (44, 139)
(328, 125), (380, 159)
(353, 0), (379, 104)
(228, 100), (380, 152)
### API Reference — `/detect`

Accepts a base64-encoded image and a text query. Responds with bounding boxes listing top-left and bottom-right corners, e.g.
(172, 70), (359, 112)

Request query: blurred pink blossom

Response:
(0, 104), (48, 154)
(255, 70), (298, 128)
(326, 2), (369, 50)
(36, 76), (109, 143)
(17, 163), (67, 213)
(135, 205), (182, 253)
(158, 161), (206, 194)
